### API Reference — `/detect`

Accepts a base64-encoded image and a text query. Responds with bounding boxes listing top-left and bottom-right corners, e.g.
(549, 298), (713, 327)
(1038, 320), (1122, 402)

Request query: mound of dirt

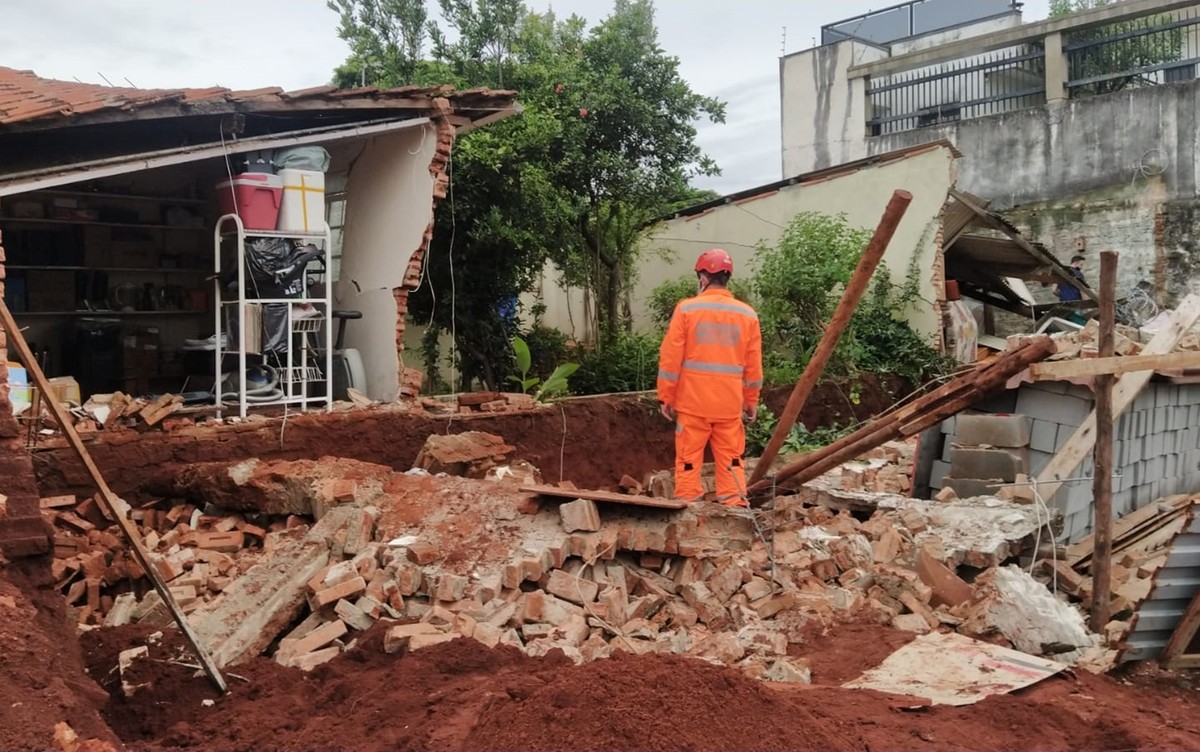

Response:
(76, 625), (1200, 752)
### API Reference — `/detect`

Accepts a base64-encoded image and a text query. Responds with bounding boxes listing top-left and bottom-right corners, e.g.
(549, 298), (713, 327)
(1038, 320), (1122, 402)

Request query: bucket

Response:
(277, 169), (325, 233)
(217, 173), (283, 230)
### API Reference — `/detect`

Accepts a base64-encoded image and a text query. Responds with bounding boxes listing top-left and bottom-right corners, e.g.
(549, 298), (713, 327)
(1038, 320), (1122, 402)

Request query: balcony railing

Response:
(856, 0), (1200, 137)
(867, 46), (1046, 136)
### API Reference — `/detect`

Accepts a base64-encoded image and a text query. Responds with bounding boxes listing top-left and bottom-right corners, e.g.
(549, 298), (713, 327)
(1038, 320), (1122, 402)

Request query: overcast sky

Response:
(2, 0), (1051, 194)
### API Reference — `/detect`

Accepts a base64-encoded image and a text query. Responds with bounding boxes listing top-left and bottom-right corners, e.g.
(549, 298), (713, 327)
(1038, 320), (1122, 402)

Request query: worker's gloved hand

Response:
(743, 405), (757, 425)
(659, 402), (676, 422)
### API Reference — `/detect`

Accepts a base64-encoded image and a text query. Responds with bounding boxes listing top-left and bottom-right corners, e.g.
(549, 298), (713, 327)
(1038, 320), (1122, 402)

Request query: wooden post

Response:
(0, 299), (228, 693)
(1090, 251), (1118, 632)
(747, 189), (913, 485)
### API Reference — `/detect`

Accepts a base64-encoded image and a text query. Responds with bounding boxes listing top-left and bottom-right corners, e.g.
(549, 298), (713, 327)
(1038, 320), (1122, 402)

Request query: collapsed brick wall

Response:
(396, 110), (457, 365)
(33, 397), (677, 501)
(0, 227), (51, 558)
(929, 381), (1200, 542)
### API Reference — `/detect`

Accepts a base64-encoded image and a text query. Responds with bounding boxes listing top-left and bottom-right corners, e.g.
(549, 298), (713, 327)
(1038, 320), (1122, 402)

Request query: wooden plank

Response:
(1030, 351), (1200, 381)
(1067, 496), (1192, 568)
(520, 485), (687, 510)
(1035, 294), (1200, 504)
(749, 189), (913, 486)
(0, 298), (228, 694)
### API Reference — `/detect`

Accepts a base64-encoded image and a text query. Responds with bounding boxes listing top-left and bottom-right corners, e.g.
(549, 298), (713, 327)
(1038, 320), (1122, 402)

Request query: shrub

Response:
(647, 274), (754, 331)
(569, 331), (663, 395)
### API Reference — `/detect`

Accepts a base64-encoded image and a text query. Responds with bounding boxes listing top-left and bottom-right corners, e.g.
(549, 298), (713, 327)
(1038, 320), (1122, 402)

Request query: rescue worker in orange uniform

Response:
(656, 249), (763, 506)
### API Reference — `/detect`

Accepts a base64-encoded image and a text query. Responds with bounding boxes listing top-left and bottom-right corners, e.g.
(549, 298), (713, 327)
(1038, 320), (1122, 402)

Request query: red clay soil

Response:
(0, 559), (119, 751)
(33, 378), (908, 501)
(76, 624), (1200, 752)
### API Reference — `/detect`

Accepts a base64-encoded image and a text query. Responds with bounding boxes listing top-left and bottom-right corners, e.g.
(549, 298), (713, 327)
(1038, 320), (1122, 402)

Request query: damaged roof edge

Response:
(0, 116), (432, 197)
(648, 140), (963, 227)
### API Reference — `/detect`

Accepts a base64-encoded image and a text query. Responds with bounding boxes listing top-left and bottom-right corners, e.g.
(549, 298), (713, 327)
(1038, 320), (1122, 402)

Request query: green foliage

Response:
(333, 0), (725, 386)
(520, 325), (571, 381)
(569, 332), (662, 395)
(1050, 0), (1183, 95)
(509, 335), (578, 400)
(646, 275), (753, 331)
(744, 405), (850, 457)
(509, 336), (538, 393)
(752, 212), (949, 385)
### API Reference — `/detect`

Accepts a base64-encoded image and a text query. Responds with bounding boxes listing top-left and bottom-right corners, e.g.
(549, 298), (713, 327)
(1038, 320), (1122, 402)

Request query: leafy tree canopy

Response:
(329, 0), (725, 389)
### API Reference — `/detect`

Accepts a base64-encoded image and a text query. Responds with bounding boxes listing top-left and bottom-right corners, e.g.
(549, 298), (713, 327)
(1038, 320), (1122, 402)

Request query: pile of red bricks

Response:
(44, 493), (284, 626)
(417, 392), (540, 416)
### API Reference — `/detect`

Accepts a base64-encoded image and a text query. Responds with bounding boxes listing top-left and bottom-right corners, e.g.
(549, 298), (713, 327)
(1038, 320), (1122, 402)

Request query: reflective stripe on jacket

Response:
(656, 288), (763, 420)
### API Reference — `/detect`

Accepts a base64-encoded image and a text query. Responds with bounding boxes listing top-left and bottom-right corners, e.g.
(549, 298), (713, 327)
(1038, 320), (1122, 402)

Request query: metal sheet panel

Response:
(1120, 506), (1200, 661)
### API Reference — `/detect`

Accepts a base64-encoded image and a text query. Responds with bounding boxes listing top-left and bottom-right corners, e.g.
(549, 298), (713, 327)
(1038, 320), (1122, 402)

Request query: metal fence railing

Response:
(1065, 5), (1200, 97)
(866, 45), (1046, 136)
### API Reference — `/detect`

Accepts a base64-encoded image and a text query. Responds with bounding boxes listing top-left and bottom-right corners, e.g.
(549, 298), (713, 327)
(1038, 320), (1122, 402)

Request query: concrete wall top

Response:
(630, 144), (956, 339)
(867, 81), (1200, 209)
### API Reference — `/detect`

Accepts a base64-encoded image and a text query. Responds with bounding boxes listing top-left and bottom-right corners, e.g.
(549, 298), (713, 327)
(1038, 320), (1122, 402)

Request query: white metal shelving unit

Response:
(212, 213), (333, 418)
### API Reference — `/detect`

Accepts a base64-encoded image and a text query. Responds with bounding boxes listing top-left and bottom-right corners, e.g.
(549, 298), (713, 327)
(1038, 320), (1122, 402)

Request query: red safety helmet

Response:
(694, 248), (734, 276)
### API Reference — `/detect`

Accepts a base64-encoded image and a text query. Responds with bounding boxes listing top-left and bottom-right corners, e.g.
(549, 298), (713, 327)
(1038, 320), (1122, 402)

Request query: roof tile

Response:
(0, 66), (517, 128)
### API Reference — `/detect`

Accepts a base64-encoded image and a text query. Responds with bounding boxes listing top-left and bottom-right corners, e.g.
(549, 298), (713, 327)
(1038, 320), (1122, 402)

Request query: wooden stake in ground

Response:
(0, 299), (228, 694)
(1090, 251), (1118, 631)
(748, 189), (913, 486)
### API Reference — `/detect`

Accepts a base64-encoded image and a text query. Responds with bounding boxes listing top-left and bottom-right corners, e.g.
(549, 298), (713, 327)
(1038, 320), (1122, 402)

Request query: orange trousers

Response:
(674, 411), (749, 506)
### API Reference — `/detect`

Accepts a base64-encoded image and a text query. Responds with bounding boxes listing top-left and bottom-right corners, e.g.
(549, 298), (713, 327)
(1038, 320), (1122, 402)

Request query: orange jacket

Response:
(657, 287), (763, 420)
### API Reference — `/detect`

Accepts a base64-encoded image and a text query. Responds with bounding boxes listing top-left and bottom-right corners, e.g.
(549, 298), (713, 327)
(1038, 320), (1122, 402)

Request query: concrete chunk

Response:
(949, 447), (1028, 483)
(546, 569), (599, 605)
(559, 498), (602, 533)
(955, 414), (1031, 448)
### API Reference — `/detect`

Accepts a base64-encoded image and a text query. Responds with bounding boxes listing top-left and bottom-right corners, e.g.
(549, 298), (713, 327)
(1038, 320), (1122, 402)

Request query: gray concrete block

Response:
(929, 460), (950, 489)
(1154, 384), (1170, 409)
(955, 413), (1032, 448)
(1145, 455), (1165, 481)
(949, 447), (1028, 482)
(1114, 489), (1134, 517)
(1036, 381), (1069, 395)
(941, 416), (956, 435)
(1030, 420), (1059, 454)
(943, 477), (1002, 499)
(1056, 423), (1079, 452)
(1134, 392), (1155, 413)
(941, 440), (954, 463)
(972, 390), (1018, 414)
(1154, 407), (1169, 434)
(1063, 482), (1093, 517)
(1028, 449), (1053, 477)
(1016, 388), (1091, 428)
(1066, 384), (1094, 402)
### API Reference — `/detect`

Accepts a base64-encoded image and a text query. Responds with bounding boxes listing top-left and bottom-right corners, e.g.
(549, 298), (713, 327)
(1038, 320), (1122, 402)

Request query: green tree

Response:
(329, 0), (430, 86)
(1050, 0), (1183, 95)
(545, 0), (724, 341)
(329, 0), (723, 388)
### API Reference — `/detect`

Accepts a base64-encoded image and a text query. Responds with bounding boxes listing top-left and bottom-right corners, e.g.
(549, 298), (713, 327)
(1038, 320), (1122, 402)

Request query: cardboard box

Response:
(25, 270), (76, 312)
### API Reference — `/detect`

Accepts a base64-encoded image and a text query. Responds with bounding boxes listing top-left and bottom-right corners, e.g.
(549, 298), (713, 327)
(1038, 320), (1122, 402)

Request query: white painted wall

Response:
(335, 124), (437, 402)
(780, 40), (887, 177)
(536, 145), (957, 345)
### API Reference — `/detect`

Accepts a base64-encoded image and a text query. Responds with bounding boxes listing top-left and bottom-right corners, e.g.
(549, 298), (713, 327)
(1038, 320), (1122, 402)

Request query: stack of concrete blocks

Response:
(939, 413), (1031, 502)
(929, 381), (1200, 543)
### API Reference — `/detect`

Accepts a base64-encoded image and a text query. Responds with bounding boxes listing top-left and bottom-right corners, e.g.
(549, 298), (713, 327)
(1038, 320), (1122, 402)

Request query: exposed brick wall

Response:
(396, 113), (457, 357)
(0, 227), (51, 558)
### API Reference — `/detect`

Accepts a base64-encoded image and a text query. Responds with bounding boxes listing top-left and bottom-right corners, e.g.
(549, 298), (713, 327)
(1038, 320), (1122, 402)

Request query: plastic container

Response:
(277, 169), (325, 233)
(217, 173), (283, 230)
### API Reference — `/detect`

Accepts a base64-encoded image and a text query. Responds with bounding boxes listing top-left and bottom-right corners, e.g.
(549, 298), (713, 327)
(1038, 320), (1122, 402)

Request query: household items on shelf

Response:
(217, 146), (329, 232)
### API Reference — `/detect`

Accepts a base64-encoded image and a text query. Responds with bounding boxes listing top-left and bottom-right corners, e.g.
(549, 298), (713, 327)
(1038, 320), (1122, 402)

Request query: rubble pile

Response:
(42, 427), (1099, 679)
(44, 491), (277, 626)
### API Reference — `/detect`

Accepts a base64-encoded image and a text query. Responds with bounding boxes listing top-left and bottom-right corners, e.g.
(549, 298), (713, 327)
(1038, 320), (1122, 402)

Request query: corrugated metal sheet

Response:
(0, 66), (516, 128)
(1120, 503), (1200, 661)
